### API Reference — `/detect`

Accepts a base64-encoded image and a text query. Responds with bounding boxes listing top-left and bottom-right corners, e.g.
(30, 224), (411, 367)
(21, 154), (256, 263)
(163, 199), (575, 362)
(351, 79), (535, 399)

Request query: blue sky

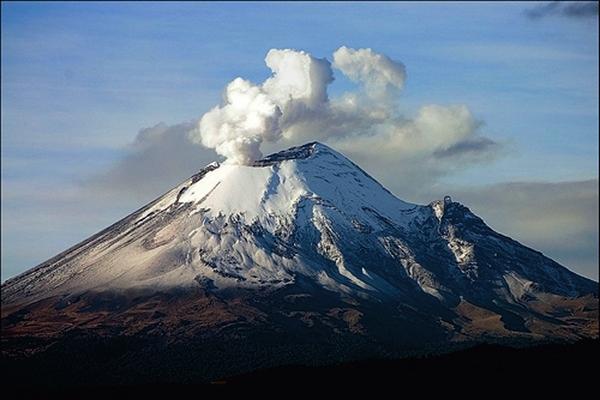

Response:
(1, 1), (598, 280)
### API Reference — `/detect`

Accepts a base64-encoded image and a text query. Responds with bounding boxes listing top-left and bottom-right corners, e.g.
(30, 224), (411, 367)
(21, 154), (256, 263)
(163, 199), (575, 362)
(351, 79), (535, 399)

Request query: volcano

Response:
(1, 142), (597, 385)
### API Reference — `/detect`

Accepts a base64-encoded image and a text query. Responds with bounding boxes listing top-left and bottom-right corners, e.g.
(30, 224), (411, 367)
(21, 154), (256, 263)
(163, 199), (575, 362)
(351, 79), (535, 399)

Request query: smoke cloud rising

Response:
(189, 46), (498, 168)
(332, 46), (406, 99)
(191, 49), (333, 164)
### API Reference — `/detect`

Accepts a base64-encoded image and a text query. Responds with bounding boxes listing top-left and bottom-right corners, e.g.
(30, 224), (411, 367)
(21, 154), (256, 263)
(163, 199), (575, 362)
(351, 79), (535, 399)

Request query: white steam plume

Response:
(197, 78), (282, 165)
(263, 49), (333, 107)
(332, 46), (405, 98)
(191, 49), (332, 164)
(190, 46), (498, 169)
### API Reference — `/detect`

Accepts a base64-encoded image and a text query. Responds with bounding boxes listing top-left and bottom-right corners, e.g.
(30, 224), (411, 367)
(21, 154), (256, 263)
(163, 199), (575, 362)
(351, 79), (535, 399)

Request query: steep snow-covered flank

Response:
(2, 142), (596, 310)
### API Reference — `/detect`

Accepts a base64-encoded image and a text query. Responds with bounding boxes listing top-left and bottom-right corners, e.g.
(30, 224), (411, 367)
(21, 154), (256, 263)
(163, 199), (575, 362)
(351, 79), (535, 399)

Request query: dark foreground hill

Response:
(2, 339), (597, 398)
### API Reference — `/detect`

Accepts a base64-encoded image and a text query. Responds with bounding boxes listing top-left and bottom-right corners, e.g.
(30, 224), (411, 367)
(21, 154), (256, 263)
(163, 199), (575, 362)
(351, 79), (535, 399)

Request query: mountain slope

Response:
(1, 142), (597, 383)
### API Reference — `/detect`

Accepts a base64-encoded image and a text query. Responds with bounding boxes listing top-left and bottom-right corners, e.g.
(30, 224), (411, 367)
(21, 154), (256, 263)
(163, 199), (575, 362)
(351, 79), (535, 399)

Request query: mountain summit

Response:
(2, 142), (597, 384)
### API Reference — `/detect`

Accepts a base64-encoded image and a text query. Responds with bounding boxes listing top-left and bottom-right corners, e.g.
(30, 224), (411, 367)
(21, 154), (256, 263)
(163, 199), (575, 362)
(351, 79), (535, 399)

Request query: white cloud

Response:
(191, 46), (498, 172)
(194, 78), (282, 165)
(332, 45), (406, 98)
(263, 48), (333, 107)
(190, 49), (334, 164)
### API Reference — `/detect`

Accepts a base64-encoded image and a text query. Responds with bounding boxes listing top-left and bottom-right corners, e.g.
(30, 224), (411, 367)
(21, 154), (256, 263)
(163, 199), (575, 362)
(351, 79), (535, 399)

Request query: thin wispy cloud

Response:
(525, 1), (599, 19)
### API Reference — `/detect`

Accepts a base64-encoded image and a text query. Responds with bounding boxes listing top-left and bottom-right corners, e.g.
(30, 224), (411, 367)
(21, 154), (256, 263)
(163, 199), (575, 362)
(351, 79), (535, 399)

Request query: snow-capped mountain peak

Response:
(2, 142), (597, 345)
(174, 142), (415, 227)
